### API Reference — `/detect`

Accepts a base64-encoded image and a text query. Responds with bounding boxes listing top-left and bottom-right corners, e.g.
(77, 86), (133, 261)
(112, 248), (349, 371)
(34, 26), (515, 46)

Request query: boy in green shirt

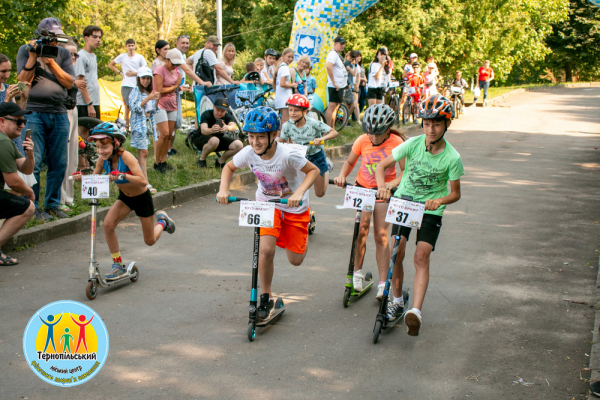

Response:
(375, 94), (464, 336)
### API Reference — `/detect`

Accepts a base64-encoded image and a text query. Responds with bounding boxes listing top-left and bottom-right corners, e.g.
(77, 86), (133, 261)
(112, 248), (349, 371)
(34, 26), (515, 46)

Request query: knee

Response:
(25, 201), (35, 218)
(139, 150), (148, 158)
(207, 137), (220, 148)
(144, 237), (156, 246)
(374, 232), (388, 247)
(259, 245), (275, 260)
(289, 257), (303, 267)
(414, 250), (430, 267)
(231, 140), (243, 151)
(103, 218), (117, 233)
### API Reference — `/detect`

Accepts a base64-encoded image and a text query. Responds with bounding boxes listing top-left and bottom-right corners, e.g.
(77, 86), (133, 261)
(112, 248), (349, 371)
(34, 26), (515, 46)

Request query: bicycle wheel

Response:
(335, 104), (349, 131)
(412, 101), (419, 124)
(389, 96), (400, 126)
(402, 99), (411, 125)
(308, 108), (327, 124)
(455, 98), (462, 119)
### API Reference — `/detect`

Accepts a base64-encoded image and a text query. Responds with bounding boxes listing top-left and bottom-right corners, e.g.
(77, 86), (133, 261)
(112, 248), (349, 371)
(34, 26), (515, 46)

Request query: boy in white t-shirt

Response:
(108, 39), (148, 128)
(217, 107), (319, 321)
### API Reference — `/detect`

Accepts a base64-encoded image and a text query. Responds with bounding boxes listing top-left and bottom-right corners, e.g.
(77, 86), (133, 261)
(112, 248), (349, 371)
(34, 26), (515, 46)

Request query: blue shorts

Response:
(307, 149), (328, 176)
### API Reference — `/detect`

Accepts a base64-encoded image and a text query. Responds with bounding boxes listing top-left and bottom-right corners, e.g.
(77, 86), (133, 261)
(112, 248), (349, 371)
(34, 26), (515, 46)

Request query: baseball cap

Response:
(37, 18), (64, 35)
(427, 63), (436, 69)
(207, 35), (221, 46)
(410, 53), (418, 59)
(166, 49), (183, 65)
(214, 97), (229, 111)
(412, 61), (421, 67)
(0, 103), (32, 118)
(137, 66), (153, 78)
(334, 36), (346, 44)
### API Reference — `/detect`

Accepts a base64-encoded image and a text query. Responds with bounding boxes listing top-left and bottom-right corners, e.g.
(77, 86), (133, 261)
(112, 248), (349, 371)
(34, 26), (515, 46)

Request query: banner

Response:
(288, 0), (380, 112)
(193, 83), (270, 125)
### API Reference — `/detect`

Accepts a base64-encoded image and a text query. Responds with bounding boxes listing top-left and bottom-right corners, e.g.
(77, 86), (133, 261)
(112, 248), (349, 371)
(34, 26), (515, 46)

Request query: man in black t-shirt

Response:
(194, 97), (243, 168)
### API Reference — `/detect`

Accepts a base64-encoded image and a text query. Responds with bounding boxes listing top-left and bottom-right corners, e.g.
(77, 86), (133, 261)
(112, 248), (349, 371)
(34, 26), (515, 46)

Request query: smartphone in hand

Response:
(25, 129), (31, 140)
(18, 82), (28, 92)
(216, 119), (224, 128)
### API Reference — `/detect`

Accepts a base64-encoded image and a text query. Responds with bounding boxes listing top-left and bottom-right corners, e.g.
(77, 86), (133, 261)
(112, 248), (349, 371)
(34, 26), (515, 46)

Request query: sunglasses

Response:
(4, 117), (27, 126)
(178, 35), (190, 39)
(71, 53), (80, 59)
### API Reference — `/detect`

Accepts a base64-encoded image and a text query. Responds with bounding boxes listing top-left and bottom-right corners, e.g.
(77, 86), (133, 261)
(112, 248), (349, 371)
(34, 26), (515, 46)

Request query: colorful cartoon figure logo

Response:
(23, 300), (109, 386)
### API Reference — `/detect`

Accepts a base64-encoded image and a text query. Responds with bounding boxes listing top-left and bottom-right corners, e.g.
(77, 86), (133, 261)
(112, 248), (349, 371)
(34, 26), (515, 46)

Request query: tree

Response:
(546, 0), (600, 81)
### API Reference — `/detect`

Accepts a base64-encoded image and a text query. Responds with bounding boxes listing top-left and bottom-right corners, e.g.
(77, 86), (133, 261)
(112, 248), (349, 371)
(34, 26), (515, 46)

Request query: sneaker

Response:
(59, 204), (73, 213)
(386, 301), (405, 322)
(404, 309), (422, 336)
(34, 209), (52, 222)
(308, 211), (316, 233)
(326, 157), (333, 172)
(353, 269), (366, 292)
(156, 210), (176, 234)
(167, 149), (177, 157)
(257, 293), (274, 321)
(147, 184), (157, 195)
(376, 283), (385, 301)
(196, 159), (207, 168)
(45, 207), (68, 219)
(104, 263), (125, 280)
(161, 162), (173, 171)
(214, 159), (225, 169)
(153, 163), (166, 174)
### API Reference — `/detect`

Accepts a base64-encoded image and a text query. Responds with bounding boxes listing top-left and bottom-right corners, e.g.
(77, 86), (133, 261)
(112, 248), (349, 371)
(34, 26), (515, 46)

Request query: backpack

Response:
(194, 50), (215, 84)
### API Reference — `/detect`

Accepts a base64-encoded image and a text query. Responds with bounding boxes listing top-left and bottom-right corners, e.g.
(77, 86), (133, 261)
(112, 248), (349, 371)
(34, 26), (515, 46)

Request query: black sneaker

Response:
(161, 162), (174, 171)
(214, 159), (225, 169)
(167, 149), (177, 157)
(45, 207), (68, 219)
(153, 163), (166, 174)
(34, 208), (52, 222)
(196, 159), (207, 168)
(257, 293), (274, 321)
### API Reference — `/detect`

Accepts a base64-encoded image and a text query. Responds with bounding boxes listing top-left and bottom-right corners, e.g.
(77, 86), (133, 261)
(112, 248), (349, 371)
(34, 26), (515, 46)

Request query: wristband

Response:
(22, 64), (36, 71)
(85, 102), (93, 106)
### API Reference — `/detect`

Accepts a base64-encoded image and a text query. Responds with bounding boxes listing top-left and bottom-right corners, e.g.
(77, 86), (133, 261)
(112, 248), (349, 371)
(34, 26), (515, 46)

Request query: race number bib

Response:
(81, 175), (110, 199)
(385, 197), (425, 228)
(284, 143), (308, 157)
(405, 86), (416, 95)
(343, 186), (376, 211)
(239, 201), (276, 228)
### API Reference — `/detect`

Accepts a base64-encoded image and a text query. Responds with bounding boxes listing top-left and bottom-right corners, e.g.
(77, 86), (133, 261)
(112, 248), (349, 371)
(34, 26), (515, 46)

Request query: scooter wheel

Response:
(343, 287), (351, 308)
(247, 322), (256, 342)
(130, 266), (139, 282)
(373, 321), (382, 344)
(86, 281), (98, 300)
(365, 272), (372, 281)
(275, 298), (284, 309)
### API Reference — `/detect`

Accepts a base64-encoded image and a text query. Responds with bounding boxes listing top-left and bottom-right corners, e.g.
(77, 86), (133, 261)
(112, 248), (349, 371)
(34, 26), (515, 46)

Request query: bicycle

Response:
(449, 86), (465, 119)
(401, 86), (422, 125)
(308, 91), (350, 132)
(202, 85), (244, 141)
(387, 80), (402, 126)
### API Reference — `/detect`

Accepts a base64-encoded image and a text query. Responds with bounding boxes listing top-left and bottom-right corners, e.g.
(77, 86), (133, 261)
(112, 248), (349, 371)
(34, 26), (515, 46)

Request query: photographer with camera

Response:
(16, 18), (75, 221)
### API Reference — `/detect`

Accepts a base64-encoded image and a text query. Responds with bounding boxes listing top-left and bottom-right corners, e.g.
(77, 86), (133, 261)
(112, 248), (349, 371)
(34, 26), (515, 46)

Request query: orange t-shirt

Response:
(408, 73), (425, 88)
(351, 134), (404, 188)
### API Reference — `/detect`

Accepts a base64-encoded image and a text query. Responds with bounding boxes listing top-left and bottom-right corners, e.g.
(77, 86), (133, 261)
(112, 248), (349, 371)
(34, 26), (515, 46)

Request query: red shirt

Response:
(478, 67), (493, 81)
(408, 73), (424, 88)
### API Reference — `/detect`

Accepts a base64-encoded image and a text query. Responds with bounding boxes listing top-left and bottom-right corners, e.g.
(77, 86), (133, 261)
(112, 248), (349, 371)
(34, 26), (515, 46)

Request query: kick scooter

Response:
(69, 175), (139, 300)
(372, 195), (422, 343)
(220, 197), (301, 341)
(328, 179), (374, 307)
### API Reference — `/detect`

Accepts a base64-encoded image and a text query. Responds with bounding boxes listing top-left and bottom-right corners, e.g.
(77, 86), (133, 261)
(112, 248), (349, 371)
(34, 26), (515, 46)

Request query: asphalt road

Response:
(1, 87), (600, 399)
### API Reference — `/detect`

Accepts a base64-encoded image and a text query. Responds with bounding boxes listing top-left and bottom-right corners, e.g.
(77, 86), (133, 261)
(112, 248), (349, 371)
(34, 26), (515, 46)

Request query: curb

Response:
(588, 251), (600, 393)
(1, 123), (423, 253)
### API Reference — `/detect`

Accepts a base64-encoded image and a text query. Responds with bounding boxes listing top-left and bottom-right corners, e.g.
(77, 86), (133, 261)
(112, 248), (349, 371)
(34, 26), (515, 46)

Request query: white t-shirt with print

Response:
(326, 50), (347, 88)
(367, 62), (386, 88)
(274, 63), (292, 110)
(232, 144), (309, 214)
(114, 53), (148, 87)
(189, 48), (219, 85)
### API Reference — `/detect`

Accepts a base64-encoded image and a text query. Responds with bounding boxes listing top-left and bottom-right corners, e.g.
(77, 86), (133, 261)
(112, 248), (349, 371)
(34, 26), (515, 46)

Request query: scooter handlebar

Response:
(216, 197), (302, 205)
(329, 179), (349, 187)
(268, 199), (302, 206)
(68, 173), (125, 181)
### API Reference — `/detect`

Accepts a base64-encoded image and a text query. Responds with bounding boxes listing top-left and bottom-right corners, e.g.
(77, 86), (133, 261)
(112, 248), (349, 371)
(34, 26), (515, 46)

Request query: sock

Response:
(379, 281), (386, 285)
(393, 296), (404, 305)
(111, 252), (122, 266)
(411, 308), (421, 316)
(157, 219), (167, 231)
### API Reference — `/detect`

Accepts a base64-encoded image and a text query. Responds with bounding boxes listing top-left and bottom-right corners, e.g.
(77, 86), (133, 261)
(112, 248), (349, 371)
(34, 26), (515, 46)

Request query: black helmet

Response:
(362, 104), (396, 136)
(264, 48), (278, 57)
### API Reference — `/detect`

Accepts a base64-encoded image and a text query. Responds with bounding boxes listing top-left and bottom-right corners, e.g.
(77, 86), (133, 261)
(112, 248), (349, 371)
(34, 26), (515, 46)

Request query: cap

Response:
(207, 35), (221, 46)
(427, 63), (436, 69)
(137, 66), (153, 78)
(214, 97), (229, 110)
(0, 103), (32, 118)
(334, 36), (346, 44)
(166, 49), (183, 65)
(37, 18), (64, 35)
(410, 53), (418, 59)
(412, 61), (421, 67)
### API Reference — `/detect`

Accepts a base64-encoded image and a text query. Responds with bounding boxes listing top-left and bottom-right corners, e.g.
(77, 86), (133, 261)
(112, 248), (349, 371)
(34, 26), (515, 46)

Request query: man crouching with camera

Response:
(16, 18), (75, 221)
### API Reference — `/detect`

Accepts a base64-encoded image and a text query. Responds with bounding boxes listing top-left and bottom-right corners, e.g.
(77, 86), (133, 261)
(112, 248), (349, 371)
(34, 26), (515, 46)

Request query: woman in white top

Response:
(150, 40), (169, 73)
(366, 48), (389, 106)
(273, 48), (298, 125)
(215, 42), (236, 86)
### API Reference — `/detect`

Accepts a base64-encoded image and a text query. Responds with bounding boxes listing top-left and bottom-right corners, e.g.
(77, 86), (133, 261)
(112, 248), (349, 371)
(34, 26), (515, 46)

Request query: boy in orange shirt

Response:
(334, 104), (405, 300)
(407, 61), (425, 103)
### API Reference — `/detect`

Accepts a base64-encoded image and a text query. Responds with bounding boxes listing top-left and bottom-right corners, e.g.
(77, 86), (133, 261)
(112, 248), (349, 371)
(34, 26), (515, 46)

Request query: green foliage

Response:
(232, 49), (254, 80)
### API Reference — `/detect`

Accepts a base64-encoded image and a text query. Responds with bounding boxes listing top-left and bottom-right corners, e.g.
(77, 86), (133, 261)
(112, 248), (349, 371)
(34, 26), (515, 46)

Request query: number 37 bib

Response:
(385, 197), (425, 229)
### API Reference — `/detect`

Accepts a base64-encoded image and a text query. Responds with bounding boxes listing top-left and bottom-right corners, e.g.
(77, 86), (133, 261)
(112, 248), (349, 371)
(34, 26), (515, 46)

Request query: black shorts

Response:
(394, 214), (443, 251)
(117, 189), (154, 218)
(0, 191), (31, 219)
(328, 86), (346, 104)
(193, 134), (237, 152)
(77, 105), (101, 118)
(366, 87), (385, 100)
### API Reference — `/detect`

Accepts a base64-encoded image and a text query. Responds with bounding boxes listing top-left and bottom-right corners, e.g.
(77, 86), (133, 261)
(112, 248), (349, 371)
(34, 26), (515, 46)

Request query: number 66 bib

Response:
(385, 197), (425, 228)
(239, 201), (276, 228)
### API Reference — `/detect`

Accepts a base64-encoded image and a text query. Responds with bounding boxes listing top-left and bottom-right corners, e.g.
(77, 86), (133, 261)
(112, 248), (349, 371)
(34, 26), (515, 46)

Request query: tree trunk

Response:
(565, 62), (573, 82)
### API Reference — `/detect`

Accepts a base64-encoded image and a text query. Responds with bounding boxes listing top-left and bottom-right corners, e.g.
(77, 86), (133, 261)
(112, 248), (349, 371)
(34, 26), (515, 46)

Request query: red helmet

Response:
(286, 94), (310, 109)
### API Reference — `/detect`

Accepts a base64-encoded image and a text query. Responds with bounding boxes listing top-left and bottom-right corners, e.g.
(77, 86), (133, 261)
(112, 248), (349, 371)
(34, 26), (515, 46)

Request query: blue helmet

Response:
(243, 107), (280, 133)
(88, 122), (127, 145)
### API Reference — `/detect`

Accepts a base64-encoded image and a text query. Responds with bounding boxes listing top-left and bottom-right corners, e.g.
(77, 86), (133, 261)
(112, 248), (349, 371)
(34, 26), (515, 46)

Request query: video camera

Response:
(31, 29), (67, 59)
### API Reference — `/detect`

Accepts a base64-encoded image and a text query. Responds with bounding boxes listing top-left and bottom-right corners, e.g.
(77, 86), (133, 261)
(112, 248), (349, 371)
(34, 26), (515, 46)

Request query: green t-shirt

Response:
(280, 116), (330, 156)
(392, 134), (464, 216)
(0, 131), (24, 187)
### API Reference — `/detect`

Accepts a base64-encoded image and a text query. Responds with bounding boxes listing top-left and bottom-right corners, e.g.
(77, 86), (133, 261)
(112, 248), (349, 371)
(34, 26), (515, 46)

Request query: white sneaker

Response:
(404, 310), (422, 336)
(352, 269), (365, 292)
(376, 283), (385, 300)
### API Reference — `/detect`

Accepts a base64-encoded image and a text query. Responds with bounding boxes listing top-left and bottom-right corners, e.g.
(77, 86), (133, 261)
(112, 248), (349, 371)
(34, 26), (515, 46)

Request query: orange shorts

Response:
(260, 209), (310, 254)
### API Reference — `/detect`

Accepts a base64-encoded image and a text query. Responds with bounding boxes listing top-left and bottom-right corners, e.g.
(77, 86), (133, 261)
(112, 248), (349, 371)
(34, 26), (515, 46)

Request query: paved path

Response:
(1, 87), (600, 399)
